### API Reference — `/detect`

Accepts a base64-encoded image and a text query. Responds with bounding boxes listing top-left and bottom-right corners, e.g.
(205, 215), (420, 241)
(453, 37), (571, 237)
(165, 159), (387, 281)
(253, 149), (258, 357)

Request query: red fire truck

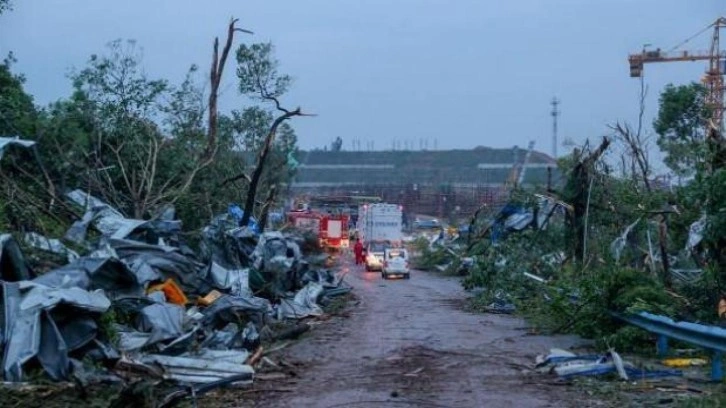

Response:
(287, 210), (350, 251)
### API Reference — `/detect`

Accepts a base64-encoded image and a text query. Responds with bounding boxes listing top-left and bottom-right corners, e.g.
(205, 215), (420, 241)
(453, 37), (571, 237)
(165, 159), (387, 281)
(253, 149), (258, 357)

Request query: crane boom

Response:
(628, 17), (726, 132)
(628, 50), (712, 77)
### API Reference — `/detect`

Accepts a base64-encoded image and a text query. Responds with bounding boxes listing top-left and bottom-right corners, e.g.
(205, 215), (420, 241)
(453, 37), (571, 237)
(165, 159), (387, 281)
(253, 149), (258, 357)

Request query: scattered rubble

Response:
(0, 136), (36, 160)
(535, 348), (684, 381)
(0, 190), (352, 404)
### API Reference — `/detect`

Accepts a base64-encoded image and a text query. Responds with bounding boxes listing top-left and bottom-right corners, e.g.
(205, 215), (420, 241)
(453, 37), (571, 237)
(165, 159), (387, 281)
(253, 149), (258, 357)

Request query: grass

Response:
(323, 292), (355, 315)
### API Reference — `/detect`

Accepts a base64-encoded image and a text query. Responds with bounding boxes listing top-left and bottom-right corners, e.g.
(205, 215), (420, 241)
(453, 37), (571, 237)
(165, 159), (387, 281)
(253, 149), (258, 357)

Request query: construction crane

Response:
(628, 17), (726, 132)
(505, 140), (536, 189)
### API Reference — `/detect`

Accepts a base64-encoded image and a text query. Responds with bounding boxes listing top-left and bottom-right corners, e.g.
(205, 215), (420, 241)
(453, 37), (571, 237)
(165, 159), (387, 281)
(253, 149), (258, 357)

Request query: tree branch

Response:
(218, 172), (251, 188)
(154, 18), (251, 207)
(240, 107), (304, 227)
(205, 18), (252, 160)
(611, 123), (651, 191)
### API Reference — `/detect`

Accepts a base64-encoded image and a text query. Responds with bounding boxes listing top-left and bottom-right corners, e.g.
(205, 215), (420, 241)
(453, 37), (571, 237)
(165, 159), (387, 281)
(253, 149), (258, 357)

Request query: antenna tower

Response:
(551, 97), (560, 159)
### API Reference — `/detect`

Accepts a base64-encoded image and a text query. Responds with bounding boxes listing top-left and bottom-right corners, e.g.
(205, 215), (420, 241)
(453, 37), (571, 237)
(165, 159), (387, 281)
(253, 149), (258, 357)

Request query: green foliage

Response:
(236, 42), (291, 99)
(653, 83), (709, 177)
(520, 265), (678, 351)
(698, 169), (726, 242)
(0, 53), (38, 137)
(675, 385), (726, 407)
(0, 36), (301, 234)
(464, 226), (566, 295)
(57, 40), (198, 218)
(413, 246), (450, 271)
(73, 40), (169, 121)
(231, 106), (274, 152)
(234, 41), (301, 227)
(675, 166), (726, 287)
(409, 236), (455, 271)
(0, 0), (12, 14)
(462, 180), (686, 351)
(99, 309), (120, 345)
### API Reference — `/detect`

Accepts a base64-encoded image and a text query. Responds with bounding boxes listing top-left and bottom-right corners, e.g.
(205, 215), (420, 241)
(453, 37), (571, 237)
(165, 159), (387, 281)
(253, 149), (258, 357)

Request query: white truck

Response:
(357, 203), (403, 271)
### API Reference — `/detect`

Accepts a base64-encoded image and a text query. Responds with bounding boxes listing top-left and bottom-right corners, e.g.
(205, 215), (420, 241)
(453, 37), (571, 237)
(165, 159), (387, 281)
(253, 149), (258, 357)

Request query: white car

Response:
(365, 241), (388, 272)
(382, 248), (410, 279)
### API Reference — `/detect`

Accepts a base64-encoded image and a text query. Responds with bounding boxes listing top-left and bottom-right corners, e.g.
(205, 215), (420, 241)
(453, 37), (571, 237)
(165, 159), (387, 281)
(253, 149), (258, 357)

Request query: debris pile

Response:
(412, 227), (473, 276)
(535, 348), (683, 381)
(0, 191), (352, 394)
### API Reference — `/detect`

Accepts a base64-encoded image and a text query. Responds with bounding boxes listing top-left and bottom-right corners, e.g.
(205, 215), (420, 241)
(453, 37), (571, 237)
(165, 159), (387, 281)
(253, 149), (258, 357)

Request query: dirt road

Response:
(245, 259), (600, 408)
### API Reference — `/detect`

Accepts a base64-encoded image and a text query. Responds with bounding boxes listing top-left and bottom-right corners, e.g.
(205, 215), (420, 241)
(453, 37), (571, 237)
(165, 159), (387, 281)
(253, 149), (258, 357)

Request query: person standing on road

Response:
(353, 239), (364, 265)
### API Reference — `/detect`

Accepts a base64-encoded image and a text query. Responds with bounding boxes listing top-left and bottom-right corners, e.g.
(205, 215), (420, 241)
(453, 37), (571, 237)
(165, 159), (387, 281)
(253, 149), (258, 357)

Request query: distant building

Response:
(286, 148), (558, 219)
(292, 148), (555, 188)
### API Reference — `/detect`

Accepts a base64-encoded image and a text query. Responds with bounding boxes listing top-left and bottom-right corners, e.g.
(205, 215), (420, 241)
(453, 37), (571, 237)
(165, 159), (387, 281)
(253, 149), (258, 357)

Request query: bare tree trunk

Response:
(162, 19), (251, 206)
(258, 184), (277, 231)
(568, 137), (610, 263)
(609, 74), (652, 191)
(658, 215), (672, 289)
(206, 20), (248, 160)
(241, 109), (301, 228)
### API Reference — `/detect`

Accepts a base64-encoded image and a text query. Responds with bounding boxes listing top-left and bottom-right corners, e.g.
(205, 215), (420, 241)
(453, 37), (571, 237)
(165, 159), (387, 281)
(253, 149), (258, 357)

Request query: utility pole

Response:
(551, 97), (560, 159)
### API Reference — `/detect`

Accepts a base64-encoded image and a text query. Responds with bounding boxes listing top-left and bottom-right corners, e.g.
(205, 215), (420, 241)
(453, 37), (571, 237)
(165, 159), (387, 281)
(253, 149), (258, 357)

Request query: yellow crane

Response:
(628, 17), (726, 132)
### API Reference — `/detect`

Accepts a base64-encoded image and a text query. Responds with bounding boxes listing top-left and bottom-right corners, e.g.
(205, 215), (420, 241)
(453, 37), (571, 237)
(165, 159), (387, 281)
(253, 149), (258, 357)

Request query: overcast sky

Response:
(1, 1), (723, 167)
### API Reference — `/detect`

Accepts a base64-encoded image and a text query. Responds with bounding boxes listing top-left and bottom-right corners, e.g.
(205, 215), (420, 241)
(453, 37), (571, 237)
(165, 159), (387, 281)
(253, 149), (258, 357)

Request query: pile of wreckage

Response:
(426, 194), (706, 315)
(423, 194), (571, 275)
(0, 190), (351, 393)
(535, 348), (683, 381)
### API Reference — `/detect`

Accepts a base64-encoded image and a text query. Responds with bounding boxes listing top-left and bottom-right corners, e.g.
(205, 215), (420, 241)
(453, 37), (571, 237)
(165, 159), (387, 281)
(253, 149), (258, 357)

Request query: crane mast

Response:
(706, 17), (725, 130)
(504, 141), (536, 189)
(628, 17), (726, 132)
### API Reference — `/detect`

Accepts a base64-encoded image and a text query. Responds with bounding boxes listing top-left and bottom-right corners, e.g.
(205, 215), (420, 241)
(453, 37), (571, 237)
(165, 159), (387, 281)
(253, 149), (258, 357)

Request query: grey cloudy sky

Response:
(0, 1), (723, 164)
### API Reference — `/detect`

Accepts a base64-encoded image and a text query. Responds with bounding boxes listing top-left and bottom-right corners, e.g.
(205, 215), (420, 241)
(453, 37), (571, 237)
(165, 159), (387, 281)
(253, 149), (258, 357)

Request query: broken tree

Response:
(563, 137), (610, 263)
(232, 42), (311, 229)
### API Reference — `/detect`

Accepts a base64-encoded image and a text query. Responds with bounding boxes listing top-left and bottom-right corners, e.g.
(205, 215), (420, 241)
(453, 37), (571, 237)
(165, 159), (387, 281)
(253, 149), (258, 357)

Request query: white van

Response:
(382, 248), (410, 280)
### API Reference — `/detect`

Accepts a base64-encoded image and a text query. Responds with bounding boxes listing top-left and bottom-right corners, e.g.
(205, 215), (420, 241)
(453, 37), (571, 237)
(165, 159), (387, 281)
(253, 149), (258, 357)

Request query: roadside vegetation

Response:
(416, 81), (725, 352)
(0, 16), (304, 250)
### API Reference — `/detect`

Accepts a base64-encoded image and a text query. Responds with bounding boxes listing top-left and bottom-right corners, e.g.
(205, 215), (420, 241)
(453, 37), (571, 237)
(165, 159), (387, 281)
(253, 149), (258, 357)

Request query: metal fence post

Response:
(712, 350), (723, 382)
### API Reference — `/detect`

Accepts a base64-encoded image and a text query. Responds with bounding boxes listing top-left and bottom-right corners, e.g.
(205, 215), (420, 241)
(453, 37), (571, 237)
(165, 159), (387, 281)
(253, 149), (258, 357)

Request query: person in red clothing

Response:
(353, 239), (364, 265)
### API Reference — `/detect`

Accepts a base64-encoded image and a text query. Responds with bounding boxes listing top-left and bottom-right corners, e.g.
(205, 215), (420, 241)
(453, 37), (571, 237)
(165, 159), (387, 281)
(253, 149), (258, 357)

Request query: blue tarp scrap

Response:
(490, 204), (533, 242)
(558, 365), (682, 380)
(228, 205), (260, 234)
(539, 348), (683, 381)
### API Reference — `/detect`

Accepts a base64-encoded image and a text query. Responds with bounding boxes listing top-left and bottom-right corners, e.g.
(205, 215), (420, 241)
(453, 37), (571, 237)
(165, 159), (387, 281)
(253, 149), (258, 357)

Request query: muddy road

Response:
(240, 259), (601, 408)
